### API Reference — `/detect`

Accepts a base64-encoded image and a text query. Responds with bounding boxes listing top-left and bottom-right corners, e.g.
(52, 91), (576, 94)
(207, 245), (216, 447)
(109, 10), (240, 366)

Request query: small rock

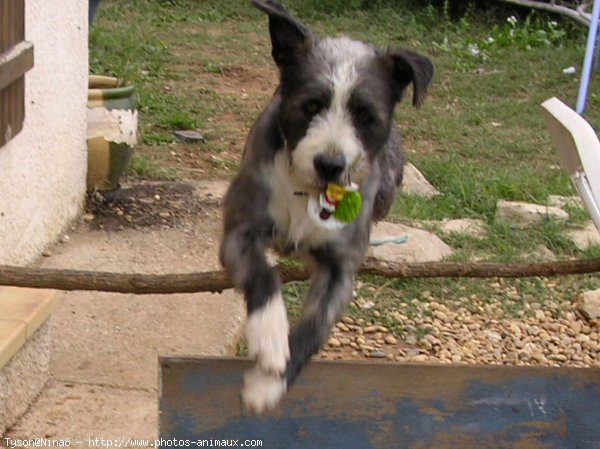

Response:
(440, 219), (486, 238)
(41, 250), (52, 257)
(509, 323), (522, 338)
(336, 323), (350, 332)
(402, 163), (440, 198)
(359, 300), (375, 310)
(174, 130), (206, 143)
(568, 321), (582, 335)
(494, 200), (568, 228)
(363, 325), (377, 334)
(369, 221), (453, 263)
(369, 350), (387, 358)
(577, 289), (600, 320)
(526, 245), (556, 262)
(433, 310), (449, 322)
(83, 213), (95, 222)
(384, 335), (398, 345)
(548, 195), (582, 208)
(328, 338), (342, 348)
(405, 335), (418, 345)
(60, 234), (70, 244)
(568, 222), (600, 251)
(341, 316), (355, 325)
(486, 331), (503, 343)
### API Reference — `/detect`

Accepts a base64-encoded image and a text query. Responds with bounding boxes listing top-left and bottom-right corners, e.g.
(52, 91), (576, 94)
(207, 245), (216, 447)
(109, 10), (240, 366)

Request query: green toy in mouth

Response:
(308, 182), (363, 229)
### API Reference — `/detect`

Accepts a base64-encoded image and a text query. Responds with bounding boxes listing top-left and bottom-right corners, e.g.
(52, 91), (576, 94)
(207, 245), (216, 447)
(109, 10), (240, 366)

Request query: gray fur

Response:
(219, 0), (433, 412)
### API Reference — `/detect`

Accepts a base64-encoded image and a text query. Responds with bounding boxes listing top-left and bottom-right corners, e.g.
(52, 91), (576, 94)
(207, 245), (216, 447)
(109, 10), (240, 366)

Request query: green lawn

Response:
(90, 0), (600, 320)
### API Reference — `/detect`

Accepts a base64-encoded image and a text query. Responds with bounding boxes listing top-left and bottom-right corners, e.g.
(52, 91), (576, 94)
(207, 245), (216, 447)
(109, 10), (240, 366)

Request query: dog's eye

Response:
(303, 99), (324, 117)
(354, 107), (375, 126)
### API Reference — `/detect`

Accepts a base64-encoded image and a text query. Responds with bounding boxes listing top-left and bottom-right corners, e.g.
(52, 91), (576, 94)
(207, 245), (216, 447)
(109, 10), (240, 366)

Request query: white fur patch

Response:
(242, 367), (287, 414)
(291, 37), (374, 188)
(245, 291), (290, 375)
(269, 152), (341, 250)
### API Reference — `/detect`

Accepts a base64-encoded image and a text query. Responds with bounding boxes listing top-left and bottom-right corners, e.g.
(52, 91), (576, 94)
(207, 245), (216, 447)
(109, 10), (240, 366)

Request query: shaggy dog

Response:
(220, 0), (433, 413)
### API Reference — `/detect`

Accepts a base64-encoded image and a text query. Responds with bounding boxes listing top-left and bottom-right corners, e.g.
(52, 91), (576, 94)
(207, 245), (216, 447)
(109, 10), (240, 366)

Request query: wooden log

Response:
(1, 257), (600, 295)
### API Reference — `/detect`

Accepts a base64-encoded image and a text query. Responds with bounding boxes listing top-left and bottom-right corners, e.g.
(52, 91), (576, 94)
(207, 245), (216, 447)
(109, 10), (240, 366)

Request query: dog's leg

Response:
(286, 246), (357, 387)
(220, 225), (289, 413)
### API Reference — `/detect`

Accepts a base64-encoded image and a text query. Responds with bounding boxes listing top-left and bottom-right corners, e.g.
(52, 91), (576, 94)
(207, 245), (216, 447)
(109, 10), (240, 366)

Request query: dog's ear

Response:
(252, 0), (311, 66)
(386, 49), (434, 107)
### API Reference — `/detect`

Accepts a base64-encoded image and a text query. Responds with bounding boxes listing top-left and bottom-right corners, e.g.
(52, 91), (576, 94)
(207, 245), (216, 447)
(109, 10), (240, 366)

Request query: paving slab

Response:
(4, 182), (244, 444)
(6, 381), (157, 447)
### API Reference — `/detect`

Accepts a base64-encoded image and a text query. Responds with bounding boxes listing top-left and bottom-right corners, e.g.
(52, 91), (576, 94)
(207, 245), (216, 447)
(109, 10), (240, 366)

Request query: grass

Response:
(90, 0), (600, 323)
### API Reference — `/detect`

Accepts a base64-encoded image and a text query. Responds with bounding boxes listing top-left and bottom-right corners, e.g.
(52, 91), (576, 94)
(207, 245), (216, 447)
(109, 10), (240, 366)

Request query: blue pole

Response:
(577, 0), (600, 114)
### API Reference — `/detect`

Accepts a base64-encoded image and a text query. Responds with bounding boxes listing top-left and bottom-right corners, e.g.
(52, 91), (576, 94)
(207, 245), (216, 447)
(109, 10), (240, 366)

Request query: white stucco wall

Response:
(0, 0), (88, 265)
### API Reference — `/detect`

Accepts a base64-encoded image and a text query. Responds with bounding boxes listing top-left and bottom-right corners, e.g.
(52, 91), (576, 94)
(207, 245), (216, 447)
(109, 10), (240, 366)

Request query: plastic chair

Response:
(541, 97), (600, 232)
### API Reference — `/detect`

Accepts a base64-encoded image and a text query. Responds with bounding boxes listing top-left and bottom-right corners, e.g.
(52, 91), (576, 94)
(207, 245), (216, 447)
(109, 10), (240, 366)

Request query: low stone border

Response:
(0, 287), (57, 435)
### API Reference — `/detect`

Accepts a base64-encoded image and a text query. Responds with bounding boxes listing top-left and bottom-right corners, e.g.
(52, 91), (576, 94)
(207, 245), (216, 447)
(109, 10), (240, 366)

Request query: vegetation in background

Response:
(90, 0), (600, 319)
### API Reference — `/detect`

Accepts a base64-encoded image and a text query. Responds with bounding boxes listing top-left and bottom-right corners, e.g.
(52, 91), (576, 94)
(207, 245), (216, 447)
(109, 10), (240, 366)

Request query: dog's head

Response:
(253, 0), (433, 191)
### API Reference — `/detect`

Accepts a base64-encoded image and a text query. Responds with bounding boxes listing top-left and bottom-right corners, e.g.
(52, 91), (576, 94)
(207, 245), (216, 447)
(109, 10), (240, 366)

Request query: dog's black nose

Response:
(314, 154), (345, 182)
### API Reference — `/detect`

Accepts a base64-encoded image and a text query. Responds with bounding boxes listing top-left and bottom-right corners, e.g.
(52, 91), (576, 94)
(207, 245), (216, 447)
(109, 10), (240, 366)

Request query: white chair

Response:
(541, 97), (600, 232)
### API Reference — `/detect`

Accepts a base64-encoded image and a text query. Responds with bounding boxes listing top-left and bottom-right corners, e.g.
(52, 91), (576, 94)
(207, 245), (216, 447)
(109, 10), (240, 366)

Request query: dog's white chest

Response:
(268, 153), (336, 251)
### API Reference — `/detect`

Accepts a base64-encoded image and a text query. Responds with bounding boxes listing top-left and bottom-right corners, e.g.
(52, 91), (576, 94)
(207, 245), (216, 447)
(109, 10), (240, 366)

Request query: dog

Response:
(220, 0), (433, 413)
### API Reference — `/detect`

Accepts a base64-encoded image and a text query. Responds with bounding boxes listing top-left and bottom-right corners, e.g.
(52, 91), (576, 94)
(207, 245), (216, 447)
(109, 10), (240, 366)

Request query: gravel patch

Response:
(319, 294), (600, 368)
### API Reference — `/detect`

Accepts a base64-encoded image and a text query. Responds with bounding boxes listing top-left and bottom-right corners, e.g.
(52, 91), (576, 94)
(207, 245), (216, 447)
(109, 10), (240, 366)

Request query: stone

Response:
(173, 130), (205, 143)
(369, 350), (387, 359)
(405, 335), (417, 345)
(327, 338), (341, 348)
(0, 322), (51, 435)
(439, 219), (486, 238)
(568, 321), (582, 335)
(433, 310), (449, 322)
(405, 348), (420, 357)
(369, 222), (453, 263)
(525, 245), (556, 262)
(486, 331), (503, 343)
(402, 163), (440, 198)
(577, 289), (600, 320)
(567, 221), (600, 251)
(384, 335), (398, 345)
(494, 200), (569, 228)
(548, 195), (582, 208)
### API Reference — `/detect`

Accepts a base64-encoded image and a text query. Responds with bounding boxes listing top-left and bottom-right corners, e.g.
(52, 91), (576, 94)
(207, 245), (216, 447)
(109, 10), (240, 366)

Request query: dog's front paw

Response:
(245, 292), (290, 375)
(242, 367), (287, 414)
